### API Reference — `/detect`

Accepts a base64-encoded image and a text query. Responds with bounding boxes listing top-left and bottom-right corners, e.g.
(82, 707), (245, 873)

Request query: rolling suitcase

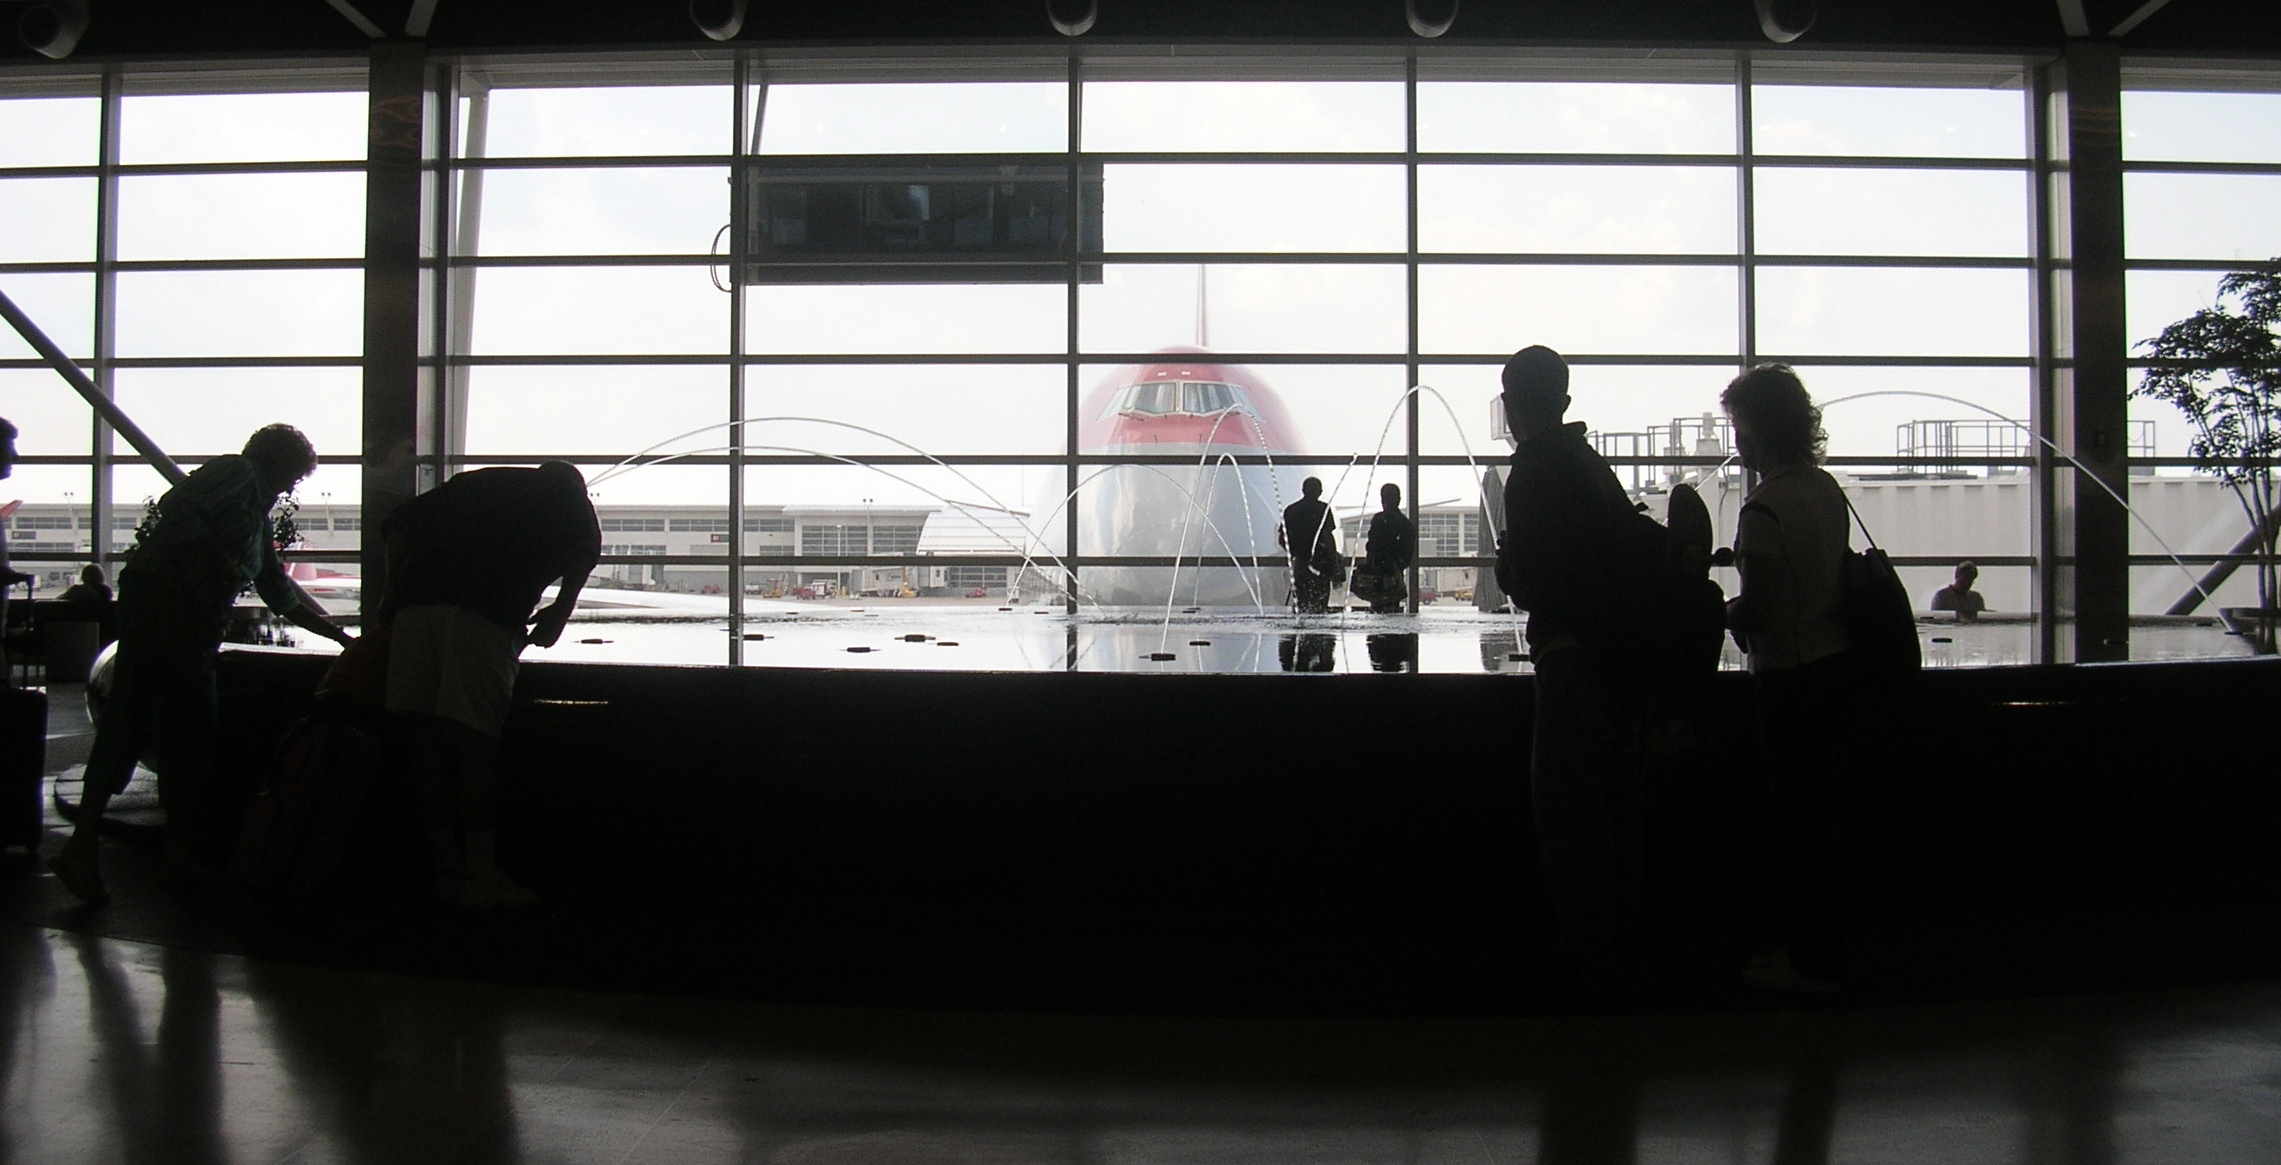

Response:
(1, 580), (45, 850)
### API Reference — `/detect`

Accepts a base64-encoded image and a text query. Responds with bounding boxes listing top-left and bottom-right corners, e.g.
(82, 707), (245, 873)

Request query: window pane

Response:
(2132, 475), (2266, 617)
(2124, 91), (2281, 164)
(745, 282), (1062, 356)
(120, 91), (366, 164)
(745, 365), (1064, 457)
(1752, 86), (2026, 159)
(468, 166), (727, 256)
(1081, 83), (1405, 153)
(742, 463), (1035, 518)
(1103, 164), (1405, 253)
(118, 172), (367, 261)
(0, 369), (93, 455)
(111, 367), (361, 459)
(1417, 82), (1736, 154)
(468, 266), (726, 356)
(1418, 165), (1735, 254)
(459, 365), (723, 457)
(1083, 263), (1405, 355)
(2128, 269), (2233, 463)
(1754, 168), (2029, 257)
(2127, 268), (2230, 353)
(117, 269), (362, 357)
(756, 83), (1066, 154)
(1417, 362), (1741, 460)
(1792, 365), (2033, 460)
(1418, 265), (1739, 356)
(0, 272), (93, 360)
(1755, 267), (2029, 357)
(479, 87), (730, 158)
(0, 177), (95, 262)
(2124, 172), (2281, 261)
(0, 95), (99, 168)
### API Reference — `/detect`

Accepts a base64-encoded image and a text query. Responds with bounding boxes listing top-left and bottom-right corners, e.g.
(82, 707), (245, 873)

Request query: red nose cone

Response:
(1079, 348), (1303, 454)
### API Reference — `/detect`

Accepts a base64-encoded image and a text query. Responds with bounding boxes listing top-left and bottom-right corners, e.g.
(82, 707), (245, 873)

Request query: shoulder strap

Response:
(1839, 489), (1879, 551)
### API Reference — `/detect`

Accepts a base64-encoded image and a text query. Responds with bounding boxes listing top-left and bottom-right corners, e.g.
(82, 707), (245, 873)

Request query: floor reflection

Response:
(3, 921), (2279, 1163)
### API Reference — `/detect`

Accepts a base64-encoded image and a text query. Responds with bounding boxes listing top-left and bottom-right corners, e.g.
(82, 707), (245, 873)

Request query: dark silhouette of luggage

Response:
(0, 686), (42, 850)
(2, 581), (43, 850)
(229, 708), (380, 902)
(230, 629), (390, 901)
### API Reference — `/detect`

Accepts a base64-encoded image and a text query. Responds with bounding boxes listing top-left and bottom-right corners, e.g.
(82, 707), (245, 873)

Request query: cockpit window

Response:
(1103, 380), (1252, 420)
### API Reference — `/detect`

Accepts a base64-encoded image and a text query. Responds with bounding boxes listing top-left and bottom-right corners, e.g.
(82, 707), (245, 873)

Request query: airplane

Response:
(1030, 346), (1312, 608)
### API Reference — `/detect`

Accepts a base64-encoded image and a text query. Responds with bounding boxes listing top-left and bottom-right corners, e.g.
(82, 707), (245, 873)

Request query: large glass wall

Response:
(2121, 73), (2281, 636)
(1, 67), (368, 585)
(7, 52), (2277, 669)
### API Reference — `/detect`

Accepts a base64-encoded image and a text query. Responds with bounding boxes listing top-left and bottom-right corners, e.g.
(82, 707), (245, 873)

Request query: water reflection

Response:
(278, 604), (2258, 674)
(1366, 632), (1418, 673)
(1278, 633), (1337, 672)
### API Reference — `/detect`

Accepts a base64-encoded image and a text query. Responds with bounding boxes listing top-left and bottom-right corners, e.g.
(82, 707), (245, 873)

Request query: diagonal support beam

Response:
(322, 0), (386, 39)
(0, 286), (184, 486)
(2055, 0), (2092, 37)
(2109, 0), (2177, 37)
(405, 0), (440, 38)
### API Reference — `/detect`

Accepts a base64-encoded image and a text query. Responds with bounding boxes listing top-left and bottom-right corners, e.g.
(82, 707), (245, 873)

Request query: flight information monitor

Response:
(740, 161), (1102, 284)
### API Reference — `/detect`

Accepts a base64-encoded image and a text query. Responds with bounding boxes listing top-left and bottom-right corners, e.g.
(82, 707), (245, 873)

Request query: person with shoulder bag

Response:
(1721, 365), (1863, 993)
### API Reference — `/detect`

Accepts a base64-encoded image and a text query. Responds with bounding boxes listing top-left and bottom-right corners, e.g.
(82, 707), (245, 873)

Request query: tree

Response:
(2135, 262), (2281, 617)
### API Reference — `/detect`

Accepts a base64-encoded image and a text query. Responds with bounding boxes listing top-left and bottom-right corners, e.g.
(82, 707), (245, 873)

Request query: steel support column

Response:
(361, 41), (437, 613)
(2043, 40), (2132, 662)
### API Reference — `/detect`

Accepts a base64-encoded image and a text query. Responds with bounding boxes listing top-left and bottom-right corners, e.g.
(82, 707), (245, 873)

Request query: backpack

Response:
(1837, 497), (1922, 685)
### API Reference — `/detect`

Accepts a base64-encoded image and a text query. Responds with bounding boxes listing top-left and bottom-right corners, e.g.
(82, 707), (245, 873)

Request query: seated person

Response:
(57, 564), (111, 606)
(1930, 561), (1986, 621)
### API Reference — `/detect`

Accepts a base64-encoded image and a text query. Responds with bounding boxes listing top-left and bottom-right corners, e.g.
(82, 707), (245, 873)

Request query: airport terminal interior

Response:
(6, 0), (2281, 1159)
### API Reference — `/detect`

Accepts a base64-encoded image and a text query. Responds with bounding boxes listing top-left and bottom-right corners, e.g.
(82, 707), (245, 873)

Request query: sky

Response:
(5, 75), (2279, 544)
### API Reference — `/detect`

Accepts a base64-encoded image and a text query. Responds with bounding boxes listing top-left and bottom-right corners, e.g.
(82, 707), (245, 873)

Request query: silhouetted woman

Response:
(1722, 365), (1853, 992)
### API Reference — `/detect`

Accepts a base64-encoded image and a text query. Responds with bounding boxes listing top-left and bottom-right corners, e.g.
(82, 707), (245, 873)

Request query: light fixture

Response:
(690, 0), (747, 41)
(1048, 0), (1096, 37)
(19, 0), (90, 60)
(1753, 0), (1814, 43)
(1406, 0), (1458, 38)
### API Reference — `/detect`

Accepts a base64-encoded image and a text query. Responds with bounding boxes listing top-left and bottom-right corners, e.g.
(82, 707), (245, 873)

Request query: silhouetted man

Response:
(1360, 482), (1416, 614)
(1931, 561), (1985, 621)
(1495, 345), (1647, 990)
(380, 461), (599, 909)
(50, 425), (354, 905)
(1280, 476), (1341, 614)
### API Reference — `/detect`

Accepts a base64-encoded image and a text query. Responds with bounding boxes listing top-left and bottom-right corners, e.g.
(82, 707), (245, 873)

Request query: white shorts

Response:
(384, 604), (522, 737)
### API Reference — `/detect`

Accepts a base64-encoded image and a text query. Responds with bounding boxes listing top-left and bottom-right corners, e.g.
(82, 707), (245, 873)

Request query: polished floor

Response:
(3, 915), (2281, 1164)
(12, 685), (2281, 1162)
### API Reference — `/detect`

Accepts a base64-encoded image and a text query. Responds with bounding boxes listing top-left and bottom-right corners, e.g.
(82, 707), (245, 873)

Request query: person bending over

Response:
(50, 424), (353, 905)
(380, 461), (599, 909)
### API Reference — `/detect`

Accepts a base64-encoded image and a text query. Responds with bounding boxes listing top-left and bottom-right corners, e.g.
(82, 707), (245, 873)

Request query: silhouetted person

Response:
(1494, 345), (1649, 990)
(58, 564), (111, 606)
(50, 425), (354, 905)
(380, 461), (599, 909)
(1358, 482), (1416, 614)
(0, 418), (27, 592)
(1723, 364), (1855, 991)
(1931, 561), (1985, 621)
(1279, 476), (1342, 614)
